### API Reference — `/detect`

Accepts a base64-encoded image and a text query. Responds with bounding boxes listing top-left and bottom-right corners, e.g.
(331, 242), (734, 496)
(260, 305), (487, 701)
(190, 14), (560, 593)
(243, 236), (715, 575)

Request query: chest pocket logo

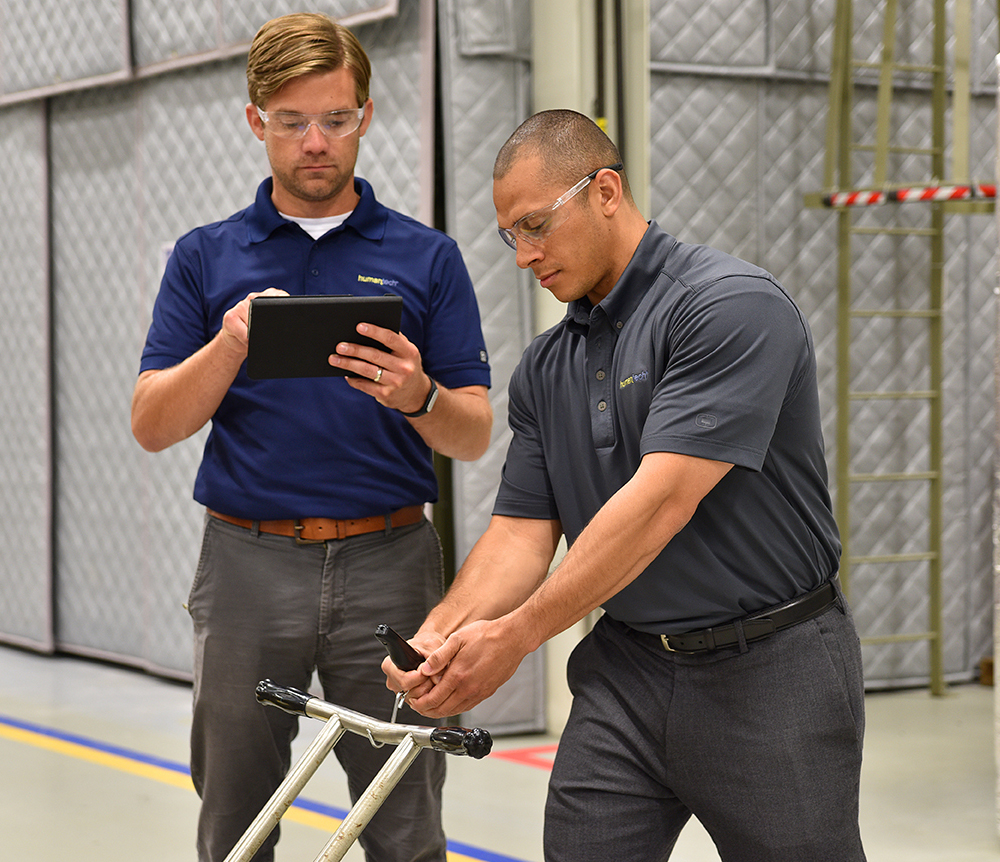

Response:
(619, 370), (649, 390)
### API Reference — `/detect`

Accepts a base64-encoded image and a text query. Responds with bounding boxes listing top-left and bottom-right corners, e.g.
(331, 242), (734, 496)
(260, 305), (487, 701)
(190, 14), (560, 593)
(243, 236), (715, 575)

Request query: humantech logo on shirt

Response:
(358, 274), (401, 288)
(619, 370), (649, 389)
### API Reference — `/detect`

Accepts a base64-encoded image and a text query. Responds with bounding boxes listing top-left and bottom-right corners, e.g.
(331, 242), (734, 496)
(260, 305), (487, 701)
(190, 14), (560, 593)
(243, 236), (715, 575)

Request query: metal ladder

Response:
(805, 0), (996, 695)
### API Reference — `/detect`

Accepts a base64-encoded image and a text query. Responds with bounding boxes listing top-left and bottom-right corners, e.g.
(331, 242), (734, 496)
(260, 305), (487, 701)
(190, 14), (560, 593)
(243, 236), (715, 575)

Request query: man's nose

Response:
(301, 123), (329, 149)
(515, 236), (542, 269)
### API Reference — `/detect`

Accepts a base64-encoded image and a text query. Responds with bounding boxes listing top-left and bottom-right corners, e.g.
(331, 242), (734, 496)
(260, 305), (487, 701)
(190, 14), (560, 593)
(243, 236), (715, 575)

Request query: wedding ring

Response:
(373, 367), (383, 383)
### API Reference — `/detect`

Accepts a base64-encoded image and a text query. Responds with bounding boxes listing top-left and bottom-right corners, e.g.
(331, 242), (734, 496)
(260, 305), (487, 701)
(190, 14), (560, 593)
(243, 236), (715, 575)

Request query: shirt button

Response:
(596, 370), (606, 381)
(311, 269), (320, 276)
(616, 321), (624, 329)
(598, 400), (608, 412)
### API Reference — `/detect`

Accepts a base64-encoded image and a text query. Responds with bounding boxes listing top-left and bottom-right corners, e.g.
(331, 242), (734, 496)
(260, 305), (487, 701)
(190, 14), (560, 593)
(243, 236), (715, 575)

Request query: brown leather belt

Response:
(207, 505), (424, 544)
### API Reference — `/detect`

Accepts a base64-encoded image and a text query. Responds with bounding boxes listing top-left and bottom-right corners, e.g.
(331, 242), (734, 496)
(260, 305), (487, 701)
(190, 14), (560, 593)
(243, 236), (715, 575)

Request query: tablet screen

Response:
(246, 294), (403, 380)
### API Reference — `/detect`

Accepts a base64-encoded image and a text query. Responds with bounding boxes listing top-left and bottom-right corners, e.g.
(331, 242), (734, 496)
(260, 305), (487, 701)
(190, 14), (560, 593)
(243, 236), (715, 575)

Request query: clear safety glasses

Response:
(498, 162), (623, 250)
(256, 105), (365, 139)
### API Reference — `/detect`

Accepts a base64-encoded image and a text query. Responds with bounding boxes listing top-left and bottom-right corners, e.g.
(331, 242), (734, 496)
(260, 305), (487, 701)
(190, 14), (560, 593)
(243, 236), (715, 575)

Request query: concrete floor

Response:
(0, 645), (996, 861)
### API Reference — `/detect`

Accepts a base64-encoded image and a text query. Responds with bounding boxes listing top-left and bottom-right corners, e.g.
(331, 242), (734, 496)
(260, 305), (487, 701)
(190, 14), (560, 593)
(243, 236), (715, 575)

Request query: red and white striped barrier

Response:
(822, 184), (997, 207)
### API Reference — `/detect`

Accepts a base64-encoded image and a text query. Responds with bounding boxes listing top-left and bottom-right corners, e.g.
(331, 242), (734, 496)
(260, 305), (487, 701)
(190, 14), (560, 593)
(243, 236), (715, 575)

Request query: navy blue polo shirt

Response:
(493, 221), (840, 631)
(140, 177), (490, 519)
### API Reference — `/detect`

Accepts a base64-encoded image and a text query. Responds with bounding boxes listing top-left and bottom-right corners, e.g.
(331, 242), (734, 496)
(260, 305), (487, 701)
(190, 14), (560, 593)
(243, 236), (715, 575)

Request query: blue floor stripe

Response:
(0, 713), (531, 862)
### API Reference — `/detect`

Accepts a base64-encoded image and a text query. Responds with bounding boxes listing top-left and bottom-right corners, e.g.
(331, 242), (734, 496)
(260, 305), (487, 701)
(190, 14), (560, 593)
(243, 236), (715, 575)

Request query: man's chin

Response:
(291, 180), (351, 205)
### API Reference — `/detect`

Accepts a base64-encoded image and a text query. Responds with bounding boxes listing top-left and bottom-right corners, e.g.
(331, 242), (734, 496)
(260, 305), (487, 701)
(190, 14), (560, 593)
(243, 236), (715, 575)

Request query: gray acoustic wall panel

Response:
(0, 0), (127, 95)
(132, 0), (402, 70)
(648, 0), (998, 687)
(439, 0), (543, 733)
(353, 2), (425, 218)
(131, 0), (221, 67)
(0, 103), (52, 650)
(0, 1), (401, 97)
(772, 0), (837, 74)
(651, 0), (767, 67)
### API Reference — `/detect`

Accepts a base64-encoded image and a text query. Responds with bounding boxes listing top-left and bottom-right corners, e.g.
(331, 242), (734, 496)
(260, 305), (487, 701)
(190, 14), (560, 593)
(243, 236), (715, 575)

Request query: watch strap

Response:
(400, 377), (438, 418)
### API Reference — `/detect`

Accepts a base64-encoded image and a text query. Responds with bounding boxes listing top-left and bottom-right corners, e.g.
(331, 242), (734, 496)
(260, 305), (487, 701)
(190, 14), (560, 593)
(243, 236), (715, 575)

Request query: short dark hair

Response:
(494, 109), (631, 200)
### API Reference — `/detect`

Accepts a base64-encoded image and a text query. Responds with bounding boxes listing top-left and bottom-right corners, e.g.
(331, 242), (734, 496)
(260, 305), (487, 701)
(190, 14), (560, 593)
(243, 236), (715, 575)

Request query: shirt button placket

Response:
(588, 320), (615, 447)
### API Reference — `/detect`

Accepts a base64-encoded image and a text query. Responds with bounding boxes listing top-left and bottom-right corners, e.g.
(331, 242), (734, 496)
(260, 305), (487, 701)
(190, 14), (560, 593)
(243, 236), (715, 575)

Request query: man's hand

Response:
(330, 323), (433, 414)
(131, 287), (290, 452)
(220, 287), (289, 356)
(381, 630), (446, 706)
(403, 618), (532, 719)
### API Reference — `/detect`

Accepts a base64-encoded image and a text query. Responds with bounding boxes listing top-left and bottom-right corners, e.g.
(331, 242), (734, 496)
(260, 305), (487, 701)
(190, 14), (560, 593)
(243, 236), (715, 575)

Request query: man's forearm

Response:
(405, 384), (492, 461)
(502, 452), (735, 651)
(131, 332), (245, 452)
(418, 514), (559, 640)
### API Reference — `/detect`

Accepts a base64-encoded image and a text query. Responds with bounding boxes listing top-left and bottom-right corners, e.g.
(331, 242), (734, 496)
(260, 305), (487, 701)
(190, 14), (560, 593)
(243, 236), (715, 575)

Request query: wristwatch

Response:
(400, 377), (439, 418)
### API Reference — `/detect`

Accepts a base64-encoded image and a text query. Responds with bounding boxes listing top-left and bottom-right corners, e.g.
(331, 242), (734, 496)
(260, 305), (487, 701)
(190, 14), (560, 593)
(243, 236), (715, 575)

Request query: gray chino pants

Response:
(187, 514), (447, 862)
(545, 595), (867, 862)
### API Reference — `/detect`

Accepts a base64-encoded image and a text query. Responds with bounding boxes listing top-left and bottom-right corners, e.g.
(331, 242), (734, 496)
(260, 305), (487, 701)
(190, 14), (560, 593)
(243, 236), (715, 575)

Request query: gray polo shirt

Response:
(493, 221), (840, 632)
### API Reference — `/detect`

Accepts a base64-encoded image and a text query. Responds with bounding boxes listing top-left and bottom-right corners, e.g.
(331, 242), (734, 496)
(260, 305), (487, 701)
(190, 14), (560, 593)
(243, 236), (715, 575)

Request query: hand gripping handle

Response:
(255, 679), (313, 716)
(374, 623), (425, 671)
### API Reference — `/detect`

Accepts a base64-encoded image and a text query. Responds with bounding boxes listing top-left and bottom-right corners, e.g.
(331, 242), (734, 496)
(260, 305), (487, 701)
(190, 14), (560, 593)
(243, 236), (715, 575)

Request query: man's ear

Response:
(246, 103), (265, 142)
(596, 167), (624, 215)
(358, 98), (374, 138)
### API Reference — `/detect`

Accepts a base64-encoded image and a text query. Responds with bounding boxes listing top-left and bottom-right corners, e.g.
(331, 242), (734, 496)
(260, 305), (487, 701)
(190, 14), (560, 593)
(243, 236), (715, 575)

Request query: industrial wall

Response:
(0, 0), (995, 738)
(642, 0), (997, 686)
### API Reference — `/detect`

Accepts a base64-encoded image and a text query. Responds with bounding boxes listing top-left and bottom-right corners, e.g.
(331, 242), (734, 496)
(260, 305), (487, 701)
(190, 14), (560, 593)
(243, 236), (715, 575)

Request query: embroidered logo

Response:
(619, 370), (649, 389)
(357, 274), (401, 287)
(695, 413), (718, 429)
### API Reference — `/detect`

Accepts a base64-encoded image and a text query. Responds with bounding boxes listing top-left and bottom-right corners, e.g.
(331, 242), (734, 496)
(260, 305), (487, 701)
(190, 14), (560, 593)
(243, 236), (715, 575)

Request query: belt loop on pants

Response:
(656, 579), (840, 655)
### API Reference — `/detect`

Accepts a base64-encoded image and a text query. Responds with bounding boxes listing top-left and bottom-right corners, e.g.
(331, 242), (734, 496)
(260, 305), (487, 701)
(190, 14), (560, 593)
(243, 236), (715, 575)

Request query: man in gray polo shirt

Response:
(384, 110), (866, 861)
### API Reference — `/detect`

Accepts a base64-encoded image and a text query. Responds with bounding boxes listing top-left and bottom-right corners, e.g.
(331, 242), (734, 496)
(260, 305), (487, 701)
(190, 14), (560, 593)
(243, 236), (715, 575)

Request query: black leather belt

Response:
(653, 580), (841, 654)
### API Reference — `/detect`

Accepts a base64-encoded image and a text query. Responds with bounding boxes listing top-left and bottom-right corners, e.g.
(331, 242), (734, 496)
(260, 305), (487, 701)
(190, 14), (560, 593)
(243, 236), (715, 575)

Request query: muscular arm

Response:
(424, 514), (562, 635)
(382, 514), (561, 699)
(402, 451), (733, 717)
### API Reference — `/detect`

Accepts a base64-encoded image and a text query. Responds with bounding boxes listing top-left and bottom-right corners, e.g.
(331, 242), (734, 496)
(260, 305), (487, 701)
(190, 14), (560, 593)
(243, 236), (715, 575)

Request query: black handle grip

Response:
(374, 624), (425, 672)
(255, 679), (313, 716)
(430, 726), (493, 759)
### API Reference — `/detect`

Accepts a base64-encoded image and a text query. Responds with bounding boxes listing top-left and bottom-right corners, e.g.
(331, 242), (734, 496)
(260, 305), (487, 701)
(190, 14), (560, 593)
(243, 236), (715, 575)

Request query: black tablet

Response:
(246, 294), (403, 380)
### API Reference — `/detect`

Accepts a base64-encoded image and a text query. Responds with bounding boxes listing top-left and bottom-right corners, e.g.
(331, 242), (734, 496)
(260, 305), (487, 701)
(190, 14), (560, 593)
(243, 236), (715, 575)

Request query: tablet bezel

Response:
(246, 294), (403, 380)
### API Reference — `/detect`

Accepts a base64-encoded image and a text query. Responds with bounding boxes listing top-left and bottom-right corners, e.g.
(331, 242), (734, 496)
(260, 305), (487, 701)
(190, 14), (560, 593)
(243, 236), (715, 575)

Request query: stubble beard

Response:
(279, 163), (351, 205)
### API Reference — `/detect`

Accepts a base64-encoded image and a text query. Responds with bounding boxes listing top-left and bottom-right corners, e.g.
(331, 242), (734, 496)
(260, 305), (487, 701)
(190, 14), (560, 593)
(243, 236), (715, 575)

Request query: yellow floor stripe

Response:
(0, 721), (481, 862)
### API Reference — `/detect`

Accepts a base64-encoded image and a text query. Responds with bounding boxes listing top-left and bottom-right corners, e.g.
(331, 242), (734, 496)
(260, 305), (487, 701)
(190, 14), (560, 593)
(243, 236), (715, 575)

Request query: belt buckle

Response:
(660, 634), (677, 653)
(294, 521), (326, 545)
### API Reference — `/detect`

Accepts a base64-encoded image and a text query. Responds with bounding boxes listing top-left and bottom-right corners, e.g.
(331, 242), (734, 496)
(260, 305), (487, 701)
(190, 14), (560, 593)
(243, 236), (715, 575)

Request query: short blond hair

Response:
(247, 12), (372, 108)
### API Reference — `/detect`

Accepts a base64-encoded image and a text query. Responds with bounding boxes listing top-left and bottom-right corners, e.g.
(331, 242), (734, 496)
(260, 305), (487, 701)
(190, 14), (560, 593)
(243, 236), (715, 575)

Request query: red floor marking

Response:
(490, 743), (559, 770)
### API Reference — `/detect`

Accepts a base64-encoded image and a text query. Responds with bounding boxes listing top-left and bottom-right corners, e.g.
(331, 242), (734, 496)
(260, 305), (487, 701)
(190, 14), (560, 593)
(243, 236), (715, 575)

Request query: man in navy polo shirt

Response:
(131, 13), (491, 862)
(385, 110), (866, 861)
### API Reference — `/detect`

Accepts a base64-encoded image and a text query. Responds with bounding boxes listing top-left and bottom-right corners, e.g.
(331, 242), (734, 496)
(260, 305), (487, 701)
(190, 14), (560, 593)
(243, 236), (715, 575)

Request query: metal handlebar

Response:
(254, 679), (492, 759)
(224, 624), (493, 862)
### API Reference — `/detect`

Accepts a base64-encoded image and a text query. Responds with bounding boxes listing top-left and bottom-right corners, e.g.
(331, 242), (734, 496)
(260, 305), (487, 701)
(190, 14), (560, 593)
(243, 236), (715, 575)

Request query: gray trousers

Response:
(187, 514), (447, 862)
(545, 595), (867, 862)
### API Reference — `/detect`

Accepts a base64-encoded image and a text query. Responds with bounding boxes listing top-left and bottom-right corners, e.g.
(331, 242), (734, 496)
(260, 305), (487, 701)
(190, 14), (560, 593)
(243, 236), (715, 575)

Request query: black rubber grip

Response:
(255, 679), (313, 716)
(374, 624), (425, 671)
(430, 726), (493, 759)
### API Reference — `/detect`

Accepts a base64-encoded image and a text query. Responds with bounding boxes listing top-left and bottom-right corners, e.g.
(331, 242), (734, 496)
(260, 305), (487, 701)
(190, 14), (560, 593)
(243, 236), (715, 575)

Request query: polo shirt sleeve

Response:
(492, 358), (560, 521)
(418, 240), (491, 391)
(640, 276), (811, 471)
(139, 239), (211, 373)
